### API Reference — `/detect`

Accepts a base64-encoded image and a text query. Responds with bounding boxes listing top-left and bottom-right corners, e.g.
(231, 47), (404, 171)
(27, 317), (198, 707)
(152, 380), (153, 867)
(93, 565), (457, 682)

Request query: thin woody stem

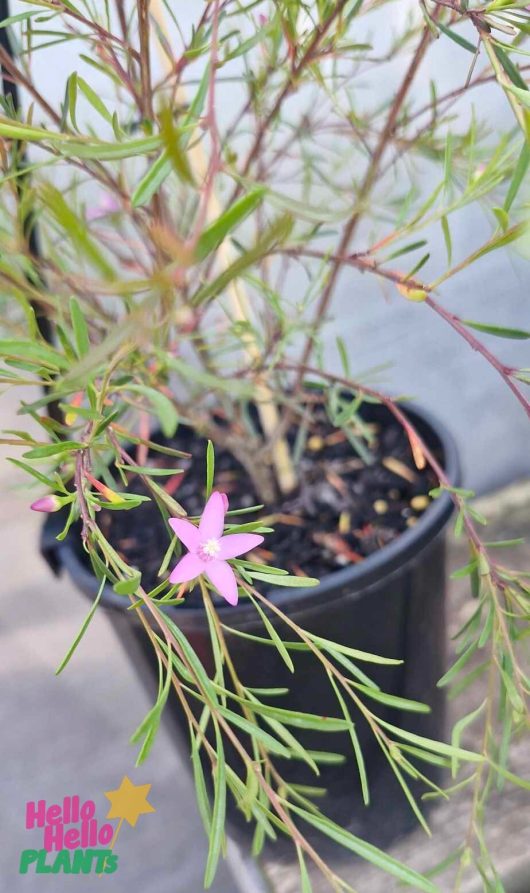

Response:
(424, 296), (530, 419)
(138, 0), (154, 120)
(296, 16), (438, 378)
(277, 245), (530, 422)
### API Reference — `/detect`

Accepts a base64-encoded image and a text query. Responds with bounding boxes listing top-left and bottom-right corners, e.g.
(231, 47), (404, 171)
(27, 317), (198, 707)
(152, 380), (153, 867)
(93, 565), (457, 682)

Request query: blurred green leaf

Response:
(69, 297), (90, 357)
(462, 319), (530, 339)
(41, 184), (114, 279)
(159, 106), (194, 185)
(0, 339), (68, 370)
(196, 188), (266, 262)
(23, 441), (84, 459)
(504, 144), (530, 211)
(249, 571), (319, 587)
(437, 20), (476, 53)
(494, 44), (528, 90)
(191, 214), (293, 305)
(113, 572), (142, 595)
(206, 440), (215, 498)
(77, 75), (114, 124)
(125, 385), (178, 438)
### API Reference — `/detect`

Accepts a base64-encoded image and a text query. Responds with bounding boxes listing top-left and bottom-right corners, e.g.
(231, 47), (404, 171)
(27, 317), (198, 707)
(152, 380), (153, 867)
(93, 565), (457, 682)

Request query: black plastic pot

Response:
(41, 403), (459, 851)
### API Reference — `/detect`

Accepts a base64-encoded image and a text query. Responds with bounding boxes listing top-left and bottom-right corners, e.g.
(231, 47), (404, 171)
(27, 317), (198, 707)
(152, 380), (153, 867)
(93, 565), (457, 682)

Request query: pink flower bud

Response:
(220, 493), (229, 511)
(30, 495), (62, 513)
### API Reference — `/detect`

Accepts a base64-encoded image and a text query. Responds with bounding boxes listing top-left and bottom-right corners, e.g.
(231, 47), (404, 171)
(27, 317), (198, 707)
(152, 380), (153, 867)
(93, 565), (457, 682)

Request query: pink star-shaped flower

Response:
(168, 491), (264, 606)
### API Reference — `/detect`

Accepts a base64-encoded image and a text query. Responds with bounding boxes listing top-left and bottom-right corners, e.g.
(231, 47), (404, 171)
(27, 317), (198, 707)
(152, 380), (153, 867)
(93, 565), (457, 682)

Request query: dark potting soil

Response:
(96, 409), (440, 594)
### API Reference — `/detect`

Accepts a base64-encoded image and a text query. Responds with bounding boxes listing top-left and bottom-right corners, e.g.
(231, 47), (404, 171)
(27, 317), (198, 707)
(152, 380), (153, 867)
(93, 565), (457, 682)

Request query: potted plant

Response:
(1, 0), (529, 889)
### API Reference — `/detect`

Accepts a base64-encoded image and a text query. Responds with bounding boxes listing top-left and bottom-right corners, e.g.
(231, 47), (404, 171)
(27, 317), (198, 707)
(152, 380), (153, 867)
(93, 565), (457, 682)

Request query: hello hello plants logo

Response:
(19, 776), (155, 875)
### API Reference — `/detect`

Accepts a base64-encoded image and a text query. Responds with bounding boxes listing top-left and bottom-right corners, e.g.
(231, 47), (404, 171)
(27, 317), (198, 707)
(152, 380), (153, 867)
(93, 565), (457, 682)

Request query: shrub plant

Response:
(1, 1), (530, 889)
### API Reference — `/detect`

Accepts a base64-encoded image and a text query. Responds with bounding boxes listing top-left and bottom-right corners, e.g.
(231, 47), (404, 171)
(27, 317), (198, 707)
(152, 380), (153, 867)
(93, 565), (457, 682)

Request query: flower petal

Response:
(168, 518), (200, 552)
(199, 491), (226, 540)
(169, 552), (204, 584)
(217, 533), (264, 560)
(204, 560), (239, 606)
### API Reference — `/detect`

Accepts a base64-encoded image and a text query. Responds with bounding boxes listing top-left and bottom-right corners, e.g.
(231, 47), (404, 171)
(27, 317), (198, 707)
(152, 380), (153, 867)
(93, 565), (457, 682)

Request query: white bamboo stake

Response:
(149, 0), (296, 495)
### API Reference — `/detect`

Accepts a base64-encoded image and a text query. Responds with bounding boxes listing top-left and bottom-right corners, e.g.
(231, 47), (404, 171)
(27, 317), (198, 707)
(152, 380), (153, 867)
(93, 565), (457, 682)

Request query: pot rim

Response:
(43, 402), (459, 621)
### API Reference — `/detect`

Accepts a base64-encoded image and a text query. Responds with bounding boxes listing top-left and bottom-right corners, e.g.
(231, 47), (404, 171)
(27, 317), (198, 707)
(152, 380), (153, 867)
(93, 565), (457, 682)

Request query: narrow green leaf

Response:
(195, 188), (266, 262)
(117, 463), (183, 477)
(191, 731), (212, 835)
(303, 750), (347, 765)
(217, 707), (292, 758)
(70, 297), (90, 357)
(437, 20), (476, 53)
(504, 143), (530, 211)
(494, 44), (528, 90)
(462, 319), (530, 340)
(113, 571), (142, 595)
(159, 106), (194, 185)
(441, 216), (452, 264)
(257, 714), (319, 774)
(227, 691), (348, 731)
(386, 240), (428, 261)
(451, 701), (486, 776)
(247, 594), (295, 672)
(191, 214), (293, 306)
(377, 719), (483, 763)
(67, 72), (78, 129)
(296, 845), (313, 893)
(6, 458), (58, 487)
(77, 75), (114, 124)
(249, 571), (319, 587)
(165, 616), (219, 703)
(205, 440), (215, 498)
(473, 221), (529, 260)
(125, 384), (178, 438)
(493, 206), (509, 231)
(221, 625), (309, 650)
(204, 723), (226, 888)
(308, 633), (403, 665)
(289, 805), (438, 893)
(353, 683), (430, 713)
(438, 640), (479, 688)
(59, 134), (162, 160)
(131, 65), (209, 207)
(0, 9), (55, 26)
(23, 441), (84, 459)
(505, 83), (530, 109)
(131, 651), (173, 764)
(41, 184), (114, 279)
(328, 672), (369, 805)
(131, 149), (171, 207)
(55, 577), (105, 674)
(0, 339), (68, 370)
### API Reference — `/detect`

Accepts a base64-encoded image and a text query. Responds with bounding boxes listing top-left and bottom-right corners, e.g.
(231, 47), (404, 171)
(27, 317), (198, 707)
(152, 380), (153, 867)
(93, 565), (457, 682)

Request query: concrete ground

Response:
(0, 391), (238, 893)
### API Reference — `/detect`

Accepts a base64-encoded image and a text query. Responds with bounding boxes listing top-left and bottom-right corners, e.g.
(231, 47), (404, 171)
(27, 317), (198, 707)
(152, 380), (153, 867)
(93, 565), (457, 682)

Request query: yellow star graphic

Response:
(104, 776), (155, 828)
